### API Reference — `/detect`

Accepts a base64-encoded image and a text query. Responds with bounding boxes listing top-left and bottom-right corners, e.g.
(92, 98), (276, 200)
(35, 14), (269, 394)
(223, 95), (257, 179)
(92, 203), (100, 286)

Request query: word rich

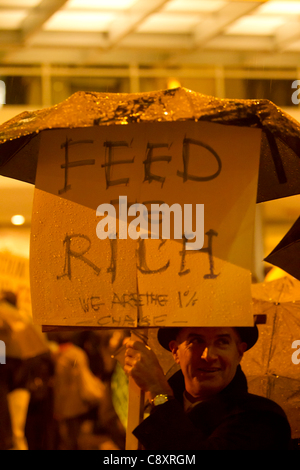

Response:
(0, 80), (5, 108)
(96, 196), (204, 251)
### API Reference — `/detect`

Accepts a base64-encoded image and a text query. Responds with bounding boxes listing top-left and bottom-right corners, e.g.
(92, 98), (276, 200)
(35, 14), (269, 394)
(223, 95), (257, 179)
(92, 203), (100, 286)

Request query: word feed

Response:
(58, 136), (222, 198)
(31, 121), (261, 327)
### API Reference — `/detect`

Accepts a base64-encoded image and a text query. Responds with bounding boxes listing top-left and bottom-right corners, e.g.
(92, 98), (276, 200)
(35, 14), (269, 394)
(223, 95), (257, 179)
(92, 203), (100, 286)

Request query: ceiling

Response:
(0, 0), (300, 67)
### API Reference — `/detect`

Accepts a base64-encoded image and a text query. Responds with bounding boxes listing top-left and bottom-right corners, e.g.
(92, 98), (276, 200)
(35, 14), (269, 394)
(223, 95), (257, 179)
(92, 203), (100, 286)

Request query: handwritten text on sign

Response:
(31, 121), (261, 327)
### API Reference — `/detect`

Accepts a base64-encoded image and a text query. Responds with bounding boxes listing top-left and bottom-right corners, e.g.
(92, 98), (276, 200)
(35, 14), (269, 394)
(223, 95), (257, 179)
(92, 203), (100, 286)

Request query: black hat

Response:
(157, 326), (259, 352)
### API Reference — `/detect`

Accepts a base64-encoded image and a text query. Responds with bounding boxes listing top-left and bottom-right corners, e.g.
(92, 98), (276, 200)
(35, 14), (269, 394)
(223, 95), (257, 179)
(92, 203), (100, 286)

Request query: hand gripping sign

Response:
(30, 119), (261, 328)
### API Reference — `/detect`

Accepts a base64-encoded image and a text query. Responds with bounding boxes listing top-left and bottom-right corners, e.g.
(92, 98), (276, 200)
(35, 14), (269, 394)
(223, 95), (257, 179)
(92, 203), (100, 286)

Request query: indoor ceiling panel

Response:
(226, 15), (287, 36)
(163, 0), (227, 13)
(43, 11), (117, 32)
(0, 10), (28, 29)
(137, 12), (202, 33)
(0, 1), (299, 72)
(286, 39), (300, 51)
(0, 0), (41, 6)
(256, 0), (300, 15)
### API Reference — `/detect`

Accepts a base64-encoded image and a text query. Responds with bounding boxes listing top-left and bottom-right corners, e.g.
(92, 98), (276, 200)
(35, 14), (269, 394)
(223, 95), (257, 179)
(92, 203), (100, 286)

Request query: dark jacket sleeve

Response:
(133, 398), (291, 450)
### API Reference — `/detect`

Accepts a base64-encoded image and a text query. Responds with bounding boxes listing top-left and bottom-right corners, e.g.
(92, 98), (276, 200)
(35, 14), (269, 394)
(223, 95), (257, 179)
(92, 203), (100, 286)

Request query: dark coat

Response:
(133, 366), (291, 450)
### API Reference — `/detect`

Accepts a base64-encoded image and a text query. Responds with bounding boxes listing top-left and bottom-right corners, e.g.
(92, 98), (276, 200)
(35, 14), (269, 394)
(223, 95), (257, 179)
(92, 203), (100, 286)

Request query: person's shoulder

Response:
(241, 392), (287, 418)
(238, 393), (291, 446)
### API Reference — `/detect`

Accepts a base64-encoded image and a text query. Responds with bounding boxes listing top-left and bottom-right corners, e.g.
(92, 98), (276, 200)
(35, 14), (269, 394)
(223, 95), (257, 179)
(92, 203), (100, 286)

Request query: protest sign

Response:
(30, 121), (261, 328)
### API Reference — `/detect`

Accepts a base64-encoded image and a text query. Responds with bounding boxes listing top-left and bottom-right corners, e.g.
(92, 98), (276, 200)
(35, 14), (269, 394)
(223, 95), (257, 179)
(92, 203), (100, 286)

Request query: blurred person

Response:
(0, 290), (54, 450)
(0, 291), (31, 450)
(95, 330), (127, 450)
(74, 330), (127, 450)
(51, 332), (105, 450)
(73, 331), (106, 381)
(0, 358), (30, 450)
(25, 353), (55, 450)
(125, 326), (291, 450)
(0, 363), (14, 450)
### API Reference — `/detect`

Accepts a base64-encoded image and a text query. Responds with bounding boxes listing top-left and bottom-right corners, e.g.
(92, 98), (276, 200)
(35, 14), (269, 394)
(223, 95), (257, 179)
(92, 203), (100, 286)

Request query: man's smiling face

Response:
(169, 327), (247, 402)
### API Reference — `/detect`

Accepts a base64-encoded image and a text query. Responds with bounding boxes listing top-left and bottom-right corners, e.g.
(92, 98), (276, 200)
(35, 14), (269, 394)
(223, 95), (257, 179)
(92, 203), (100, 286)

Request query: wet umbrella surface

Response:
(242, 276), (300, 438)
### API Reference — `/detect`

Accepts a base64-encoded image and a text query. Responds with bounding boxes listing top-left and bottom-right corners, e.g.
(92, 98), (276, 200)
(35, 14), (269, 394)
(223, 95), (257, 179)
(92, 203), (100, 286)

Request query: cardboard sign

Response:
(30, 121), (261, 328)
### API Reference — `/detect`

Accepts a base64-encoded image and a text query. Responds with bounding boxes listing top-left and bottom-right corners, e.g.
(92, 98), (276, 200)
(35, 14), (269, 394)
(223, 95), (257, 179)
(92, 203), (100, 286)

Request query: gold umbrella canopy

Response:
(242, 276), (300, 439)
(0, 87), (300, 203)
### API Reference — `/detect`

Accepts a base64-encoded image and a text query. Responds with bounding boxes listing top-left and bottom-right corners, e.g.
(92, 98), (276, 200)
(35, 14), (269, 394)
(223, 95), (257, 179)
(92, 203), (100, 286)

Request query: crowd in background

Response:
(0, 290), (130, 451)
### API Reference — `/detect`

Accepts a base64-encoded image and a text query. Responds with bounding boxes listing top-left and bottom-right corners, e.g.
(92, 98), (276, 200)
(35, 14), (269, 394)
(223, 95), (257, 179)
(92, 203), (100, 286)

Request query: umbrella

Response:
(241, 275), (300, 438)
(0, 300), (49, 360)
(0, 87), (300, 203)
(264, 216), (300, 282)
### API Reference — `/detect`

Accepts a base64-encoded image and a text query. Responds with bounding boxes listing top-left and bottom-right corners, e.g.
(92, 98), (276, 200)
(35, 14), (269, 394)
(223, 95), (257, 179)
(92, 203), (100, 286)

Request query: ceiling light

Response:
(168, 78), (182, 89)
(11, 215), (25, 226)
(44, 11), (116, 32)
(226, 16), (287, 36)
(257, 1), (300, 16)
(65, 0), (136, 10)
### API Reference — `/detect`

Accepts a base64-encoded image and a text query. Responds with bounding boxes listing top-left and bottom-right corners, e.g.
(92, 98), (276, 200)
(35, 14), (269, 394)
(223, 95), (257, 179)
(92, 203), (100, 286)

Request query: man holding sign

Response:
(124, 326), (291, 450)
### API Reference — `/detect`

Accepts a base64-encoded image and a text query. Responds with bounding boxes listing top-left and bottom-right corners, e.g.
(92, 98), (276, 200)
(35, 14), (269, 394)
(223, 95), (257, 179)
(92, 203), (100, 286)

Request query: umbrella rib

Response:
(265, 129), (287, 185)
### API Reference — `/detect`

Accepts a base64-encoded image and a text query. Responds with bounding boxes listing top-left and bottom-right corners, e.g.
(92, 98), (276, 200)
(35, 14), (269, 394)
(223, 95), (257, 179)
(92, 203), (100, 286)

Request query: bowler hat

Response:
(157, 326), (259, 352)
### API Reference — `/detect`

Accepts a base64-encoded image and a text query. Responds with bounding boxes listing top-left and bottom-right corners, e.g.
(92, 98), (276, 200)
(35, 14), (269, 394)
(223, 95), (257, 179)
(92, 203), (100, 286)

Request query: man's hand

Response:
(124, 340), (174, 400)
